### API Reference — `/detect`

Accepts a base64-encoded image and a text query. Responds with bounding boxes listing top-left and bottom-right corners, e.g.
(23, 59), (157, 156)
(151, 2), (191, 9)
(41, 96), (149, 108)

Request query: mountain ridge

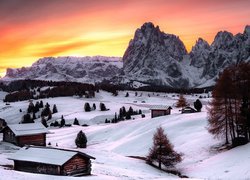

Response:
(2, 23), (250, 88)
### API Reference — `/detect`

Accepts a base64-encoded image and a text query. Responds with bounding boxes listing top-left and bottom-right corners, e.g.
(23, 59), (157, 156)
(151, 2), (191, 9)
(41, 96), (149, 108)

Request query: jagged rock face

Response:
(122, 22), (188, 88)
(189, 26), (250, 83)
(190, 38), (211, 68)
(4, 56), (122, 83)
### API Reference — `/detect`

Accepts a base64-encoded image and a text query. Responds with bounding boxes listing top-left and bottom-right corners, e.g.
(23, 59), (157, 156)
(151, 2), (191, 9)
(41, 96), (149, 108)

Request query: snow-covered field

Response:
(0, 91), (249, 179)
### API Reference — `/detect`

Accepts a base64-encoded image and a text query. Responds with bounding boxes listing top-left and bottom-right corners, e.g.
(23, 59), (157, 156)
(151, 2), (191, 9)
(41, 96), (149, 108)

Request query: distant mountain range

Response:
(2, 22), (250, 88)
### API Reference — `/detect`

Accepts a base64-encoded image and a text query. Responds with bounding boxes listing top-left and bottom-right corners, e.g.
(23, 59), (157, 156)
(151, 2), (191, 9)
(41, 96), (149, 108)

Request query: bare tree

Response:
(176, 94), (188, 108)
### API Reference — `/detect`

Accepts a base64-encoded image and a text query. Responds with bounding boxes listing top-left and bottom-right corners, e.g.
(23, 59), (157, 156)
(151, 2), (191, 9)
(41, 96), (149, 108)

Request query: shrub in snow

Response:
(52, 104), (58, 114)
(100, 103), (107, 111)
(75, 130), (87, 148)
(194, 99), (202, 112)
(125, 92), (129, 97)
(73, 118), (80, 125)
(141, 114), (145, 118)
(147, 127), (182, 169)
(84, 102), (91, 112)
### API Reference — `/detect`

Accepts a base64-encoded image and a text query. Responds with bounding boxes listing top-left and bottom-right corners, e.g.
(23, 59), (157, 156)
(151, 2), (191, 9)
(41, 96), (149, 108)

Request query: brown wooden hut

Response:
(150, 105), (172, 118)
(8, 146), (95, 176)
(2, 123), (48, 147)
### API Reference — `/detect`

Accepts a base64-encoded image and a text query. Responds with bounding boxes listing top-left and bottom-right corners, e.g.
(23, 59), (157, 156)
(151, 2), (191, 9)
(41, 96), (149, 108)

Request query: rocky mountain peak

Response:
(211, 31), (234, 50)
(244, 25), (250, 36)
(191, 38), (210, 52)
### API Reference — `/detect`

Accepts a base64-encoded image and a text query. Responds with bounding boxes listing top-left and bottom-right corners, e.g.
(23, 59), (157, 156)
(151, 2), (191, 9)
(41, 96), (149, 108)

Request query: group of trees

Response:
(105, 106), (142, 123)
(208, 63), (250, 146)
(20, 101), (59, 127)
(84, 102), (107, 112)
(4, 80), (95, 102)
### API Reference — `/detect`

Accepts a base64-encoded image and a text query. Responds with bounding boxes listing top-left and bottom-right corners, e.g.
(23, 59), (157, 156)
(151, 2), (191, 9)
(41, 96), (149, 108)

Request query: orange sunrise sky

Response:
(0, 0), (250, 77)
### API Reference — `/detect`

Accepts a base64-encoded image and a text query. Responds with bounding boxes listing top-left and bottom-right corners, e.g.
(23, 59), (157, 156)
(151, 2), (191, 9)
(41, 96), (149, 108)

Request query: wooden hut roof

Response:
(8, 146), (95, 166)
(6, 123), (49, 136)
(150, 105), (172, 110)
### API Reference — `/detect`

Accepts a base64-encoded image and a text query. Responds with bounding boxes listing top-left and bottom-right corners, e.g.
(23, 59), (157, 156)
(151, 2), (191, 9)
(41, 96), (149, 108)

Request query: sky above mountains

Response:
(0, 0), (250, 77)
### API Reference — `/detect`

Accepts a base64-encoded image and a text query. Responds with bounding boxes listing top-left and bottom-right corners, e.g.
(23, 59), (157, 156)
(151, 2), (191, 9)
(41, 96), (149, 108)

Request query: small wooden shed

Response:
(2, 123), (48, 147)
(181, 106), (196, 114)
(8, 146), (95, 176)
(150, 105), (172, 118)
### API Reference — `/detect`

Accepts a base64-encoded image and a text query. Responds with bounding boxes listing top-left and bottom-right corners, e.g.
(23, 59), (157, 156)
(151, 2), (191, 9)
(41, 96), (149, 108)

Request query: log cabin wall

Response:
(14, 160), (60, 175)
(62, 154), (91, 175)
(17, 134), (46, 147)
(151, 109), (170, 118)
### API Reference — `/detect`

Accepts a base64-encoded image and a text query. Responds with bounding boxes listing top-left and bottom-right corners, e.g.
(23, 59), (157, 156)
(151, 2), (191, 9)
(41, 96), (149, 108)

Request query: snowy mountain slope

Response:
(3, 56), (122, 84)
(1, 91), (250, 179)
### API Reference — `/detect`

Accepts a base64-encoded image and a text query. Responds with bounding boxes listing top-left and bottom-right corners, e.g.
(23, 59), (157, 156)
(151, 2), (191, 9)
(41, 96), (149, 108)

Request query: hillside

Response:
(0, 91), (250, 179)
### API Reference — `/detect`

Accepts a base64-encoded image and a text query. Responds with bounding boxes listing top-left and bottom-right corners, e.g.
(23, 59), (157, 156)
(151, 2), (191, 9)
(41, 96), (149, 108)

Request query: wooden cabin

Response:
(8, 146), (95, 176)
(2, 123), (48, 147)
(150, 105), (172, 118)
(181, 106), (196, 114)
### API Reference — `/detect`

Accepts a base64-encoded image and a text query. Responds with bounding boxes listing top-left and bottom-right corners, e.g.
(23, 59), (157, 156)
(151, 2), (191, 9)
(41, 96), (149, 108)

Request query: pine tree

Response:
(52, 104), (58, 114)
(194, 99), (202, 112)
(75, 130), (87, 148)
(73, 118), (80, 125)
(39, 100), (44, 108)
(176, 94), (188, 108)
(41, 103), (51, 117)
(84, 102), (91, 112)
(27, 102), (34, 113)
(114, 113), (118, 123)
(92, 103), (96, 110)
(34, 102), (40, 113)
(147, 127), (182, 169)
(60, 115), (65, 127)
(128, 106), (134, 115)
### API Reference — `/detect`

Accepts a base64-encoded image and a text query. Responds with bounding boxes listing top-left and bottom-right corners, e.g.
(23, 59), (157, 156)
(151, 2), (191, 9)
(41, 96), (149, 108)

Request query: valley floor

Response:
(0, 91), (249, 179)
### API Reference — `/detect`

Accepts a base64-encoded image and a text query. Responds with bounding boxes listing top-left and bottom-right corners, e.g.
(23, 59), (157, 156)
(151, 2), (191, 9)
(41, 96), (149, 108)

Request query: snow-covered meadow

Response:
(0, 90), (249, 179)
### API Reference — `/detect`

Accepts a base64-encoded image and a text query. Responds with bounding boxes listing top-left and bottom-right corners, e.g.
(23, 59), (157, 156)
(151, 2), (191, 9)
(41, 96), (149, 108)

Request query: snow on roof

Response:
(8, 146), (95, 166)
(7, 123), (49, 136)
(150, 105), (172, 110)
